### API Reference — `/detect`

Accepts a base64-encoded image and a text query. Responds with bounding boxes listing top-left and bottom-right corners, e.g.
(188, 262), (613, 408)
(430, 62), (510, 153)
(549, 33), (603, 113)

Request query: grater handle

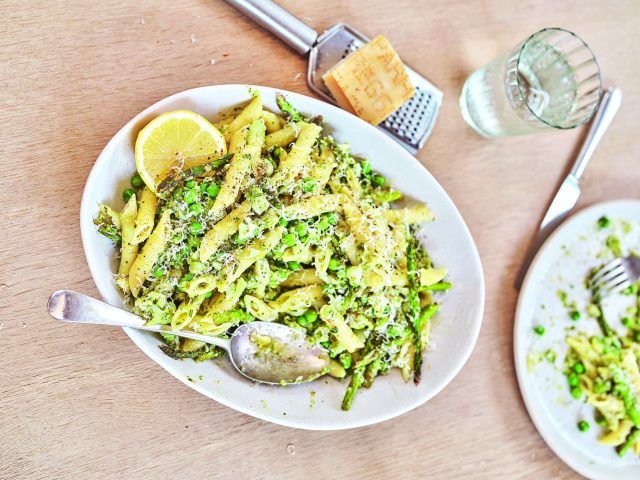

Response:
(224, 0), (317, 55)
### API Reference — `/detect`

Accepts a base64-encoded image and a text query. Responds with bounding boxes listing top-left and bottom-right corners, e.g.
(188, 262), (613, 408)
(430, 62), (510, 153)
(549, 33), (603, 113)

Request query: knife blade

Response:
(515, 87), (623, 289)
(538, 174), (581, 232)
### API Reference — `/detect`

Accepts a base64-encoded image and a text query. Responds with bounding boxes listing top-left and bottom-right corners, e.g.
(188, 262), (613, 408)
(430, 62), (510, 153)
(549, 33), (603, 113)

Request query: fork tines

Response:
(589, 258), (631, 298)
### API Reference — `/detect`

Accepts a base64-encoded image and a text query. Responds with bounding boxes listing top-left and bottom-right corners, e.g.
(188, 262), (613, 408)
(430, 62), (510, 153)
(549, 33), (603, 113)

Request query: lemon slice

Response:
(134, 110), (226, 192)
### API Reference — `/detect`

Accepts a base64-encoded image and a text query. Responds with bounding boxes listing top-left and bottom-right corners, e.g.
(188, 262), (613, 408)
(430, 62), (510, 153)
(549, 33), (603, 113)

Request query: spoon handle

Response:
(48, 290), (231, 351)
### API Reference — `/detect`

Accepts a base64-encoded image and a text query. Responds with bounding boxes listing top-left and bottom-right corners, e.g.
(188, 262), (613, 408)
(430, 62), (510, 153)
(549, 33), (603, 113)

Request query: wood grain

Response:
(2, 1), (639, 478)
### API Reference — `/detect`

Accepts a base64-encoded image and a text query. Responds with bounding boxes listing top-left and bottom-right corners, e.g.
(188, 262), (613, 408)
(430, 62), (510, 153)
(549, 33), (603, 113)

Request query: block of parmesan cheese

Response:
(322, 35), (414, 125)
(322, 72), (356, 116)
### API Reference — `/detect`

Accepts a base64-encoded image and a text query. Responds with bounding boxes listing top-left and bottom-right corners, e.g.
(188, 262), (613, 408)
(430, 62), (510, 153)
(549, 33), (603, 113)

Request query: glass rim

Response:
(515, 27), (603, 130)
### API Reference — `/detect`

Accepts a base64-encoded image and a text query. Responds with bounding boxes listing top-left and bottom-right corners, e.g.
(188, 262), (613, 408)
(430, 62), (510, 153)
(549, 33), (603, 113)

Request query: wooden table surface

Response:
(2, 0), (639, 478)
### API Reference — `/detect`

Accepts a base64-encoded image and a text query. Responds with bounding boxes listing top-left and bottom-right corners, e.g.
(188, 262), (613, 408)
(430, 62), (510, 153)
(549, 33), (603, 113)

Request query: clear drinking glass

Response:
(459, 28), (602, 138)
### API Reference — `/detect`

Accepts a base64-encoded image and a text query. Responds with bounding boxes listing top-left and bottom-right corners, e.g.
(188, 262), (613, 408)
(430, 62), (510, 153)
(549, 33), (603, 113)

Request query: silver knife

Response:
(515, 87), (623, 289)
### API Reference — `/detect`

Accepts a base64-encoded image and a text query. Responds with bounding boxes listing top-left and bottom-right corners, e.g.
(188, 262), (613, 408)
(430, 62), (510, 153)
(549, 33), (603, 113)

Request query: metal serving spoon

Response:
(47, 290), (329, 385)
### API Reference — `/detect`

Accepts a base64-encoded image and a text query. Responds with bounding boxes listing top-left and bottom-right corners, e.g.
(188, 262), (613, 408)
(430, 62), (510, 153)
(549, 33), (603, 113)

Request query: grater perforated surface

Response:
(307, 23), (442, 154)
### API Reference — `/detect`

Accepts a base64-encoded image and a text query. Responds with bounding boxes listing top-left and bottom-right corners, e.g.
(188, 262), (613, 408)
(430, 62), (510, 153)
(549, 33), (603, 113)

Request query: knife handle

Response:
(570, 87), (623, 180)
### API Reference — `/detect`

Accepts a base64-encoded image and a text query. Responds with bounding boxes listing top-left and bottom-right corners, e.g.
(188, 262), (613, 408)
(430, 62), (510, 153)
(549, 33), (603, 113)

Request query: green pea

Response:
(152, 266), (164, 278)
(570, 386), (582, 399)
(189, 203), (203, 214)
(597, 216), (611, 229)
(204, 291), (213, 299)
(573, 362), (585, 374)
(623, 284), (638, 295)
(372, 174), (386, 186)
(190, 261), (205, 274)
(361, 161), (371, 174)
(577, 420), (590, 432)
(184, 189), (198, 204)
(327, 212), (338, 225)
(189, 222), (203, 234)
(297, 316), (309, 327)
(317, 216), (330, 230)
(295, 222), (308, 237)
(205, 183), (221, 198)
(185, 179), (196, 189)
(182, 273), (194, 282)
(569, 310), (581, 321)
(328, 258), (341, 271)
(387, 324), (402, 337)
(339, 353), (352, 369)
(278, 217), (289, 227)
(131, 173), (144, 189)
(188, 236), (201, 249)
(567, 373), (579, 387)
(287, 261), (301, 271)
(272, 146), (282, 158)
(305, 310), (318, 323)
(301, 178), (315, 192)
(122, 188), (135, 203)
(282, 233), (297, 247)
(594, 380), (608, 394)
(533, 325), (545, 336)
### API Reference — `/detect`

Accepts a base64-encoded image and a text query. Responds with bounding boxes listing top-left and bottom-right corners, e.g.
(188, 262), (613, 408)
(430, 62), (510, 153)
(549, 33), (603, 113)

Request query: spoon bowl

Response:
(231, 322), (330, 385)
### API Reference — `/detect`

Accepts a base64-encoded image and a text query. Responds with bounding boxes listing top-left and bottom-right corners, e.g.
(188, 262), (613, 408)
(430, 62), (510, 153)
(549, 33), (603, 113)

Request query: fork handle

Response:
(570, 87), (623, 179)
(224, 0), (317, 55)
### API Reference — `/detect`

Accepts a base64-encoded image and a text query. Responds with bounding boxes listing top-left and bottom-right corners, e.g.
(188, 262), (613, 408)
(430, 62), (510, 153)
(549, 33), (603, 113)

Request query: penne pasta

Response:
(244, 295), (278, 321)
(128, 209), (171, 297)
(172, 294), (206, 330)
(269, 122), (321, 186)
(269, 285), (326, 316)
(385, 204), (435, 224)
(308, 144), (336, 193)
(131, 186), (158, 245)
(263, 122), (300, 152)
(217, 226), (285, 291)
(116, 194), (138, 293)
(224, 94), (263, 142)
(283, 194), (343, 221)
(260, 110), (285, 133)
(209, 119), (265, 219)
(199, 200), (252, 262)
(281, 268), (323, 287)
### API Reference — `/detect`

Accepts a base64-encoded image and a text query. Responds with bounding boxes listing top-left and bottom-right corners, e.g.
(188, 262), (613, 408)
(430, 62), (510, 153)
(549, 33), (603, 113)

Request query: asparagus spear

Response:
(406, 234), (423, 383)
(276, 93), (304, 122)
(363, 359), (382, 388)
(157, 153), (233, 194)
(618, 428), (640, 457)
(342, 367), (365, 411)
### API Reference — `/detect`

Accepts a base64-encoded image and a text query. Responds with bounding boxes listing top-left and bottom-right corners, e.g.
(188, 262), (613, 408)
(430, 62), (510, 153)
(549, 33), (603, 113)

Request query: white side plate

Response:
(515, 199), (640, 478)
(80, 84), (484, 430)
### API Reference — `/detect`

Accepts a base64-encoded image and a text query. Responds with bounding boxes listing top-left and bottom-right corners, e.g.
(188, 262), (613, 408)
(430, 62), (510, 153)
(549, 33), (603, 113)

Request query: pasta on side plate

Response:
(94, 92), (450, 410)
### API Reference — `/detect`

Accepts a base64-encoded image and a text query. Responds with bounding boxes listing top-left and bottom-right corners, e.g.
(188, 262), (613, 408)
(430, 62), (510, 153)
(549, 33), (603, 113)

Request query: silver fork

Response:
(589, 255), (640, 299)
